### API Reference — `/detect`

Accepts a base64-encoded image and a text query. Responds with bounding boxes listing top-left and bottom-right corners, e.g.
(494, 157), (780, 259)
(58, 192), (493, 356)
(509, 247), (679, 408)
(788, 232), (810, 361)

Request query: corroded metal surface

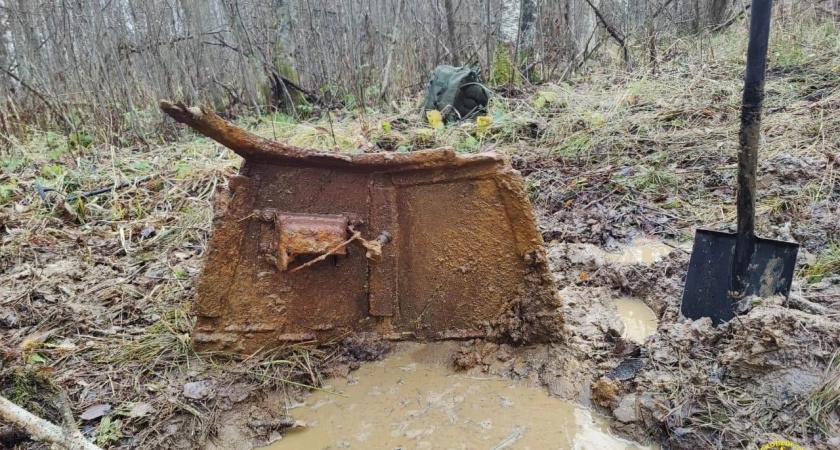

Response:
(275, 213), (349, 272)
(161, 101), (563, 354)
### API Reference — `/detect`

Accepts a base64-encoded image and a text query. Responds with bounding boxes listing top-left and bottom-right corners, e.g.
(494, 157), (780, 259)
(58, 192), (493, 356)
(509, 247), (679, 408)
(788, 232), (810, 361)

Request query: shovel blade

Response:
(681, 229), (798, 326)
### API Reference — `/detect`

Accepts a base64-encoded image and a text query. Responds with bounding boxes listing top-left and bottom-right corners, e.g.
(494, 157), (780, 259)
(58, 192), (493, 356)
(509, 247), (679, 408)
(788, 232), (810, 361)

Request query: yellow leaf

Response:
(381, 120), (392, 133)
(426, 110), (444, 129)
(476, 116), (493, 133)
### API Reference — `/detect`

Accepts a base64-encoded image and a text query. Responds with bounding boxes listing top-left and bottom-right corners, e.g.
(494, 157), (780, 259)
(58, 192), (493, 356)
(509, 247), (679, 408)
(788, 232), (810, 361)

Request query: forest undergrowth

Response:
(1, 19), (839, 449)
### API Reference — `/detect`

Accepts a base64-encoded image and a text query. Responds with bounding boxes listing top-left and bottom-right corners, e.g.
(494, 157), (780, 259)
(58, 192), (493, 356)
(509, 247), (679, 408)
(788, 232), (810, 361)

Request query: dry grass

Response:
(808, 350), (840, 435)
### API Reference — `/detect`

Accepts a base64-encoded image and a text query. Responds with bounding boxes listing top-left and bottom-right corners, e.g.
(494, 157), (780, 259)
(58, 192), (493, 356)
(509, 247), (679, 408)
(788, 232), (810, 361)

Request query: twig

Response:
(288, 231), (362, 274)
(788, 292), (831, 315)
(275, 74), (320, 104)
(53, 390), (77, 436)
(212, 78), (243, 106)
(814, 4), (840, 18)
(325, 111), (338, 147)
(710, 4), (752, 34)
(652, 0), (678, 19)
(584, 188), (619, 209)
(247, 418), (305, 431)
(582, 0), (631, 69)
(0, 66), (74, 132)
(0, 395), (102, 450)
(491, 427), (526, 449)
(34, 175), (155, 207)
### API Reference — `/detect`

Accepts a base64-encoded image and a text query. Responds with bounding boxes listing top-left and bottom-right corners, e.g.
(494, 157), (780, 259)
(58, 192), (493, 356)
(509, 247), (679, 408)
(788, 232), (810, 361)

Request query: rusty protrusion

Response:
(275, 213), (349, 272)
(160, 101), (564, 354)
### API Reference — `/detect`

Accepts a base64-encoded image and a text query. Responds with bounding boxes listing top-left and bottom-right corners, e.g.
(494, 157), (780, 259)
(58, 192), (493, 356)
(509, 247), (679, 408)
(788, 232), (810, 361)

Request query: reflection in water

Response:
(614, 298), (659, 344)
(263, 344), (655, 450)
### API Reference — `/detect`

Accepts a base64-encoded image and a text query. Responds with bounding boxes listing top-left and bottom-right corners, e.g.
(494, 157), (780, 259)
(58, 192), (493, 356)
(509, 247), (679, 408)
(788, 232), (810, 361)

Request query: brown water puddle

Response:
(614, 298), (659, 344)
(263, 344), (655, 450)
(604, 238), (673, 264)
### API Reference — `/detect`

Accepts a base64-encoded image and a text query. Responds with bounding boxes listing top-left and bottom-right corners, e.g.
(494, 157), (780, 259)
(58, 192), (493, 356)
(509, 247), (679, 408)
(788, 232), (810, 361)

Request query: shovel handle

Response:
(733, 0), (773, 295)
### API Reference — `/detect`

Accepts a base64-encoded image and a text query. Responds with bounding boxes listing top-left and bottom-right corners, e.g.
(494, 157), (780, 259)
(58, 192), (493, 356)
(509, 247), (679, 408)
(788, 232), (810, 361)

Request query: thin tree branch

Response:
(0, 66), (74, 132)
(582, 0), (631, 68)
(0, 395), (102, 450)
(710, 3), (752, 33)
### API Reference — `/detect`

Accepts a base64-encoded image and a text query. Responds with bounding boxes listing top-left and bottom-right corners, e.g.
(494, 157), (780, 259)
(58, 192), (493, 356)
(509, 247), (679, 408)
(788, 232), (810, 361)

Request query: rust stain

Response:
(275, 213), (349, 272)
(160, 101), (564, 354)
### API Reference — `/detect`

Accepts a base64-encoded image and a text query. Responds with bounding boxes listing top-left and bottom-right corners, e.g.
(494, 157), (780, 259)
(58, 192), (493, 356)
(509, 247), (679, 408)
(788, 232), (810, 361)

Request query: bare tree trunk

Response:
(499, 0), (521, 44)
(443, 0), (460, 65)
(485, 0), (493, 78)
(512, 0), (536, 81)
(381, 0), (407, 101)
(708, 0), (731, 27)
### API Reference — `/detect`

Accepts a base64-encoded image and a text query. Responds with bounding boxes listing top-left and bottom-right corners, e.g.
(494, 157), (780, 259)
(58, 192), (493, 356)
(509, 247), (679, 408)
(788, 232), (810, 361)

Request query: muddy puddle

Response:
(614, 298), (658, 344)
(262, 343), (655, 450)
(603, 238), (674, 264)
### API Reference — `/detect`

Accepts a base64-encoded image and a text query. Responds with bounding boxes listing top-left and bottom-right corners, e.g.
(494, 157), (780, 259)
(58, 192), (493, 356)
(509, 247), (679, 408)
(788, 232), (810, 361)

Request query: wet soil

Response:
(257, 343), (655, 450)
(613, 298), (658, 344)
(206, 240), (670, 449)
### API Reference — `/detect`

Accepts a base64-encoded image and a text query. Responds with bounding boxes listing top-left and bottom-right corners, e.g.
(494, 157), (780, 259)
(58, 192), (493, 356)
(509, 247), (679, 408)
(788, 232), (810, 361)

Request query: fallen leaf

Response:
(128, 402), (155, 418)
(183, 380), (215, 400)
(26, 353), (47, 364)
(20, 329), (57, 350)
(426, 110), (444, 129)
(80, 403), (112, 421)
(476, 115), (493, 133)
(140, 226), (155, 238)
(579, 272), (589, 281)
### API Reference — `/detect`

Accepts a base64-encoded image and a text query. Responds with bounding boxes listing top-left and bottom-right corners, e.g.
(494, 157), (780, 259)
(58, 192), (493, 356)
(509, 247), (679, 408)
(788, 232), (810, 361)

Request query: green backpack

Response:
(422, 65), (490, 124)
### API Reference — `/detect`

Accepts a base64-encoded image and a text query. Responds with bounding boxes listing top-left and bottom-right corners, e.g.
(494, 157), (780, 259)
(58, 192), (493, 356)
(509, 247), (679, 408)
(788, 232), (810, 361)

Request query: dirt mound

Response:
(608, 300), (840, 449)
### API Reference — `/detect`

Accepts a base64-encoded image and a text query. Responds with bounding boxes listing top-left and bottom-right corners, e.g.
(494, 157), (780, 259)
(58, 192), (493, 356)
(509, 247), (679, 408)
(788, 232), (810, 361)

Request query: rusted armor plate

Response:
(160, 101), (563, 354)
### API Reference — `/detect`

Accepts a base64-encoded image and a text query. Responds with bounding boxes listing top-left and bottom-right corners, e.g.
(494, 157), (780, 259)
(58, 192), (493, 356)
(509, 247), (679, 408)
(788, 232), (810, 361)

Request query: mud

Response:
(451, 235), (840, 450)
(603, 238), (674, 265)
(255, 343), (656, 450)
(613, 298), (658, 344)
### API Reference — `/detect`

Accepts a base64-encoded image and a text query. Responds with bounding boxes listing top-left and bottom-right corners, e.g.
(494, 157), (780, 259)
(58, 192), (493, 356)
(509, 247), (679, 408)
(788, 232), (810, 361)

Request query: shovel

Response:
(680, 0), (798, 326)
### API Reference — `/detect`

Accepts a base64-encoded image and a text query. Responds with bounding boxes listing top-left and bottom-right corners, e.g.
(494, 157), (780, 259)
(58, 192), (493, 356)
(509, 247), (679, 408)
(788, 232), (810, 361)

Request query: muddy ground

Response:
(2, 21), (840, 450)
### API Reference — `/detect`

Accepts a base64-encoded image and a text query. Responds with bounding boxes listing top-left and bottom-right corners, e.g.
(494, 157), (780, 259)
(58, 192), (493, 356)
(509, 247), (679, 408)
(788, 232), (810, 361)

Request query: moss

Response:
(2, 368), (56, 418)
(490, 44), (521, 86)
(269, 51), (309, 111)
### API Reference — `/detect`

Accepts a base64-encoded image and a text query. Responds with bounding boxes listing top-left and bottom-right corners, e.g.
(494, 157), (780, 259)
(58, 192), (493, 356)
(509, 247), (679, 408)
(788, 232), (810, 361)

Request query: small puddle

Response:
(614, 298), (659, 344)
(264, 344), (656, 450)
(604, 238), (673, 264)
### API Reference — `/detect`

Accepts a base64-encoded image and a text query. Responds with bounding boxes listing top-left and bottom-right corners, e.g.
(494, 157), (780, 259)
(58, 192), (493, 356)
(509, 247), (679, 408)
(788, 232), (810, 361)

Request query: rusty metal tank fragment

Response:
(160, 101), (563, 354)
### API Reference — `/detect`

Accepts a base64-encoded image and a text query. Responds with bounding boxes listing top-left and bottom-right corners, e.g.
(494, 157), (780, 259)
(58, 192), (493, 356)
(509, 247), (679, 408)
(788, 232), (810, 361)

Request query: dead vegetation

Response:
(1, 16), (839, 450)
